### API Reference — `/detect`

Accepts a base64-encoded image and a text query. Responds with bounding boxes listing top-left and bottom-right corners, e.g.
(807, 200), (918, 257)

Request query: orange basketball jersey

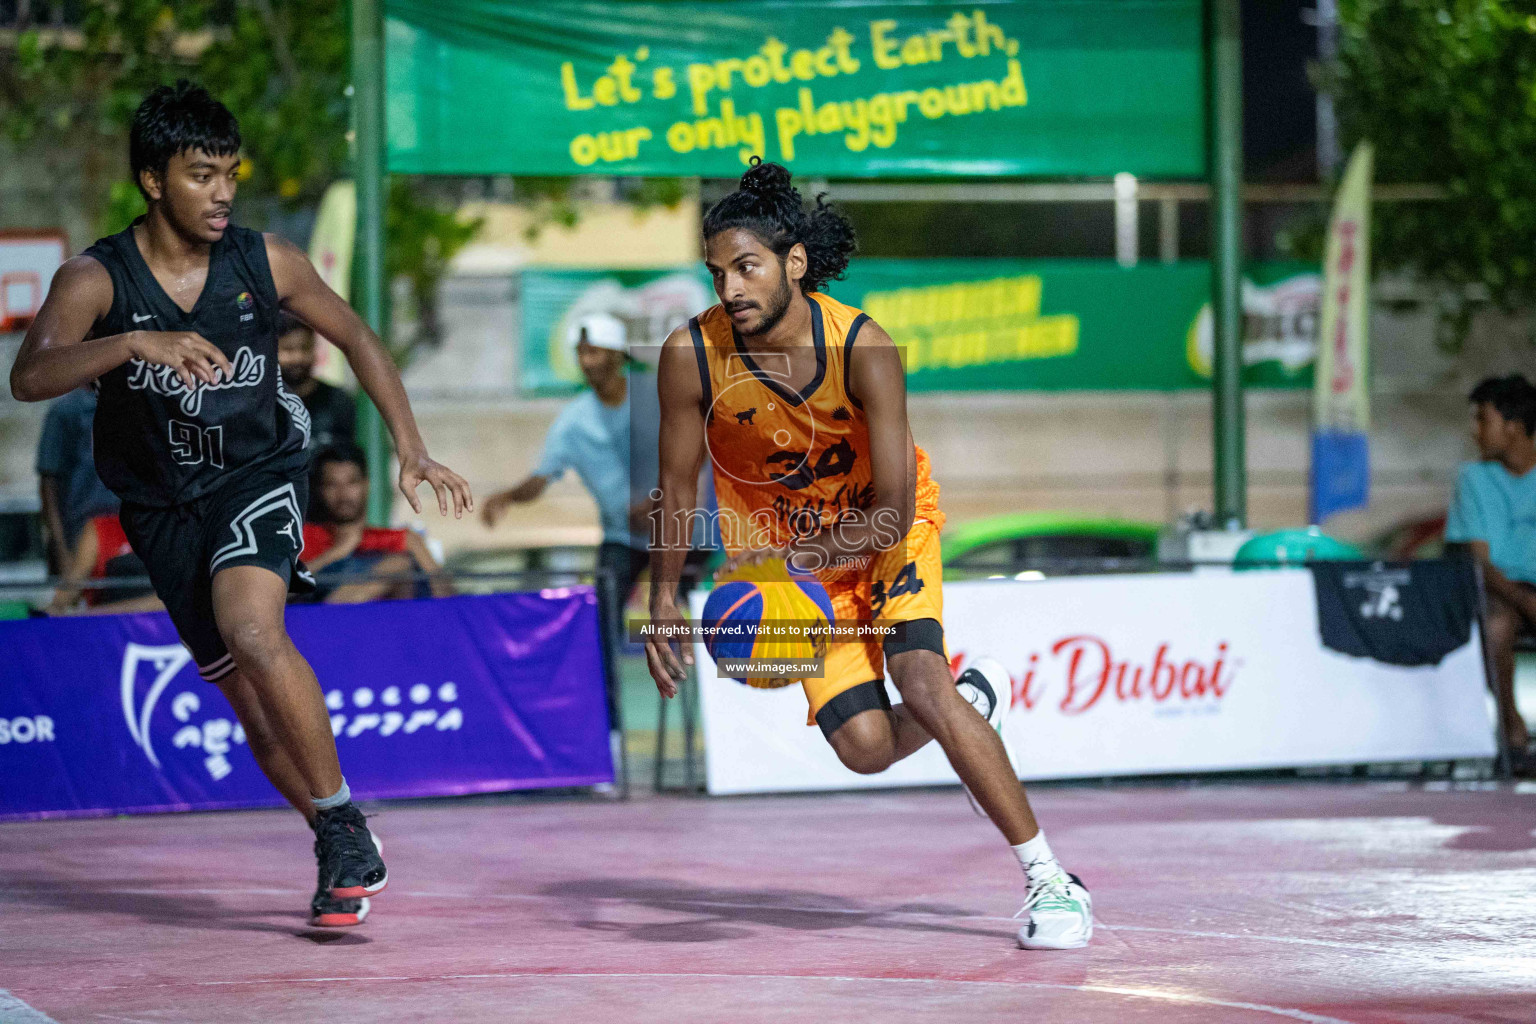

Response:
(688, 292), (943, 564)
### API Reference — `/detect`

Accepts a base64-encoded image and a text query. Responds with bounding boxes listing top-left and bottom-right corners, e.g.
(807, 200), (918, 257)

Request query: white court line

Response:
(1094, 923), (1404, 958)
(37, 886), (1435, 959)
(77, 971), (1358, 1023)
(0, 989), (62, 1024)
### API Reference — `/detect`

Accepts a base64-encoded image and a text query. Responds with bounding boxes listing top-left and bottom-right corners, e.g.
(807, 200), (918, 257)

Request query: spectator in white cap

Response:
(571, 310), (628, 355)
(483, 312), (706, 688)
(482, 314), (634, 547)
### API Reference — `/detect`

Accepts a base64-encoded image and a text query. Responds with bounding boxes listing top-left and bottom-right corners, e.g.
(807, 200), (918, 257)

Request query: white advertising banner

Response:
(693, 570), (1496, 795)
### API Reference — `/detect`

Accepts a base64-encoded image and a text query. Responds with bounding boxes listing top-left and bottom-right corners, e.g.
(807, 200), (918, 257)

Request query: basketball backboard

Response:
(0, 231), (67, 333)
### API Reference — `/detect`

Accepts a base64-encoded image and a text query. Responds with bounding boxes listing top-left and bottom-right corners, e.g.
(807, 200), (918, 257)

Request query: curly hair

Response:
(702, 159), (857, 294)
(129, 80), (241, 199)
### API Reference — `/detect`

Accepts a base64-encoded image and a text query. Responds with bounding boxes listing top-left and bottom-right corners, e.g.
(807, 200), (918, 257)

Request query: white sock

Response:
(312, 779), (351, 811)
(1011, 831), (1063, 887)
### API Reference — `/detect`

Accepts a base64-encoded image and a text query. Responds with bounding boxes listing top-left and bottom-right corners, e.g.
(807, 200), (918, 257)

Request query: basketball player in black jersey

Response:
(10, 82), (473, 928)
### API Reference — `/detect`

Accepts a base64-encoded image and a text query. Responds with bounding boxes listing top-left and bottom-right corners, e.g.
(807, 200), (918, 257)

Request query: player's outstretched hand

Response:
(128, 331), (234, 390)
(645, 598), (693, 698)
(399, 453), (474, 519)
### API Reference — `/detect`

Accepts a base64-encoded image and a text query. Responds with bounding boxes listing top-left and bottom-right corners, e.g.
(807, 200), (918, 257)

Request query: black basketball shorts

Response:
(119, 458), (317, 683)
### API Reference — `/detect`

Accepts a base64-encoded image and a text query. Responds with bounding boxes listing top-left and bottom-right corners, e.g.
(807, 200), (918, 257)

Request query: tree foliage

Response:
(3, 2), (348, 219)
(0, 0), (479, 358)
(387, 176), (483, 360)
(1334, 0), (1536, 343)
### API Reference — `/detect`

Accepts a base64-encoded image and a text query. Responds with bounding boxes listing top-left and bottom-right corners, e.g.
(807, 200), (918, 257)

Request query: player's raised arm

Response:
(265, 233), (472, 518)
(9, 256), (231, 401)
(786, 318), (915, 572)
(646, 325), (708, 696)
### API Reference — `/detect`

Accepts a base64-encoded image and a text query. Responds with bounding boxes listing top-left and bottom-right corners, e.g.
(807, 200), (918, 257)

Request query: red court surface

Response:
(2, 781), (1534, 1023)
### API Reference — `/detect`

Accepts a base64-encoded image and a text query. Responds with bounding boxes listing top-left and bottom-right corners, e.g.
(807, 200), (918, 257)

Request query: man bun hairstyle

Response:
(702, 159), (857, 294)
(129, 80), (241, 199)
(1469, 374), (1536, 436)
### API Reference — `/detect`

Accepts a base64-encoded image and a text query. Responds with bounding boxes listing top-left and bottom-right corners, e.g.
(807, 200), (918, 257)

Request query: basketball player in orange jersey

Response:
(646, 161), (1092, 949)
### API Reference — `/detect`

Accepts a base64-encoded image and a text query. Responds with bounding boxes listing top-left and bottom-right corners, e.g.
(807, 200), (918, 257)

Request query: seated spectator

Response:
(278, 314), (356, 458)
(36, 386), (119, 574)
(1445, 374), (1536, 772)
(302, 443), (450, 603)
(47, 513), (162, 616)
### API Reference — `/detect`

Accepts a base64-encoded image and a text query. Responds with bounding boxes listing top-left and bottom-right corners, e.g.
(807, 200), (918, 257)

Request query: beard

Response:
(739, 266), (795, 337)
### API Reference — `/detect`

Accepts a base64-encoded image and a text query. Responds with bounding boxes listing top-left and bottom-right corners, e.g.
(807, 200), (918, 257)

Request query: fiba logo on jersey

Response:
(235, 291), (253, 310)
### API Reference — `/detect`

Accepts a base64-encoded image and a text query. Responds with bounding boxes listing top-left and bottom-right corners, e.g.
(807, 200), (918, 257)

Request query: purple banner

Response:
(0, 589), (612, 821)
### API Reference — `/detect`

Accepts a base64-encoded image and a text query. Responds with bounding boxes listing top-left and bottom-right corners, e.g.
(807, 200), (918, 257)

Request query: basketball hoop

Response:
(0, 231), (67, 333)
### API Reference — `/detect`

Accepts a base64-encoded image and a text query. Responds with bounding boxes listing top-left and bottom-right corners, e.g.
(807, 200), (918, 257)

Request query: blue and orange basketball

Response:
(702, 561), (834, 687)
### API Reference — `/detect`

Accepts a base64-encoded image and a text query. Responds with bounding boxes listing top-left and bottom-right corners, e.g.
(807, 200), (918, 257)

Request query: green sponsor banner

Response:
(386, 0), (1204, 178)
(521, 260), (1320, 395)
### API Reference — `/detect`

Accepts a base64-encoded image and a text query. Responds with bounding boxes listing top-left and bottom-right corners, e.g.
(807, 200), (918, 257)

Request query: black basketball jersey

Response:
(82, 221), (310, 507)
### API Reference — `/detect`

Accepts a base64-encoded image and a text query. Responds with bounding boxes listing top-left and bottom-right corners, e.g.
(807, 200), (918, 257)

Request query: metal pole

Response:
(595, 566), (631, 798)
(1209, 0), (1246, 528)
(351, 0), (392, 525)
(1113, 172), (1139, 268)
(1315, 0), (1340, 184)
(1158, 198), (1180, 264)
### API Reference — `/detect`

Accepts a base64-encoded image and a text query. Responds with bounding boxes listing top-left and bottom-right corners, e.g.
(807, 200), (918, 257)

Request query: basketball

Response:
(701, 561), (834, 688)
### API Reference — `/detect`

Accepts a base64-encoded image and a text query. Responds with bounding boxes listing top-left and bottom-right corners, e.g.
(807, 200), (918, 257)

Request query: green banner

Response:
(521, 260), (1321, 395)
(386, 0), (1204, 178)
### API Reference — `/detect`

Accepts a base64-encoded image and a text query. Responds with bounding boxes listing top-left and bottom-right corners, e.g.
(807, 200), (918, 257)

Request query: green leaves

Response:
(0, 0), (343, 220)
(1336, 0), (1536, 346)
(0, 2), (691, 361)
(0, 1), (457, 357)
(386, 177), (485, 361)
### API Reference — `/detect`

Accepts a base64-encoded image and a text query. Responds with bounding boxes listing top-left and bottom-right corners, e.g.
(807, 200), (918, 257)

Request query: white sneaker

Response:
(955, 657), (1017, 816)
(956, 656), (1012, 732)
(1015, 872), (1093, 950)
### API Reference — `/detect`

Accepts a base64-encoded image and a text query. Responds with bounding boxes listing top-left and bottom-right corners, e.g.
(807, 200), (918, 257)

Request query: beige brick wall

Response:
(400, 385), (1475, 556)
(2, 281), (1522, 559)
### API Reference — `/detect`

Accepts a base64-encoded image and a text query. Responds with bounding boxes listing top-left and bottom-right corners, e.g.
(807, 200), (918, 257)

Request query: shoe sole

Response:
(329, 830), (387, 900)
(330, 877), (387, 899)
(1018, 933), (1092, 950)
(311, 898), (371, 928)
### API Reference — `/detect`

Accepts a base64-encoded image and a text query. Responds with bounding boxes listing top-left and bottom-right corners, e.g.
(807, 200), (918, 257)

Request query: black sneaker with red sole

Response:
(314, 803), (387, 899)
(309, 888), (371, 927)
